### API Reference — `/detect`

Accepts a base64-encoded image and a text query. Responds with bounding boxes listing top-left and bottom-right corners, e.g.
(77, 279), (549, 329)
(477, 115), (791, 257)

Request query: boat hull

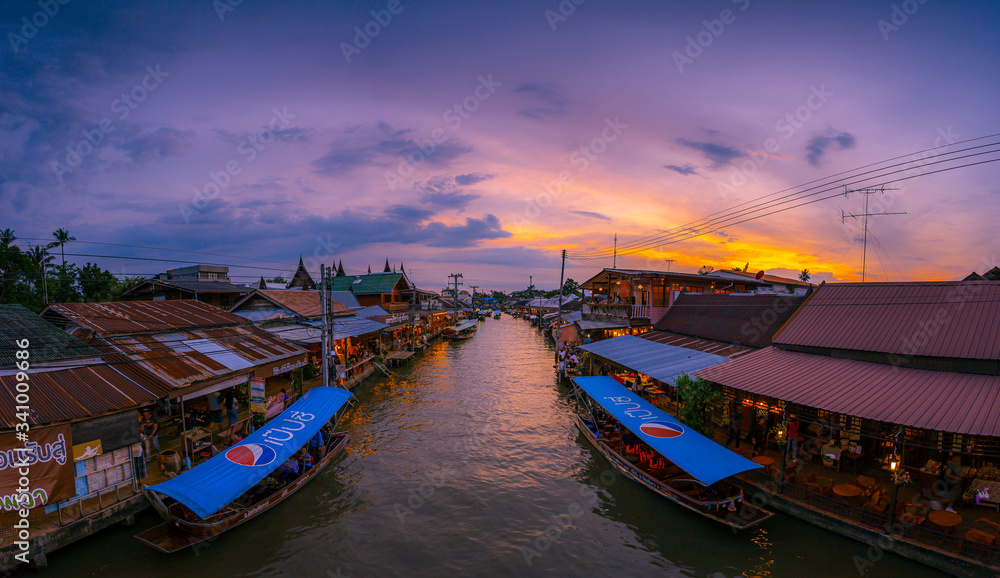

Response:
(135, 433), (350, 553)
(573, 416), (772, 530)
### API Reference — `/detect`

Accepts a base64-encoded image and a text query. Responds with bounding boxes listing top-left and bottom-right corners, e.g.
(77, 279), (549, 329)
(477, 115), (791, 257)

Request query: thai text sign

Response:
(249, 377), (267, 414)
(0, 424), (74, 511)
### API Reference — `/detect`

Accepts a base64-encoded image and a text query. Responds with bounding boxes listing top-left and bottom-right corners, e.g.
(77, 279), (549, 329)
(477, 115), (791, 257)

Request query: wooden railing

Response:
(583, 304), (650, 320)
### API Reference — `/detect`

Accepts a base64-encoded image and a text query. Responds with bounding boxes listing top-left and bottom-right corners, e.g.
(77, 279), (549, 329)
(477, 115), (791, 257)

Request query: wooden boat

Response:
(493, 311), (501, 319)
(135, 387), (353, 553)
(571, 376), (773, 530)
(442, 319), (477, 340)
(135, 433), (349, 553)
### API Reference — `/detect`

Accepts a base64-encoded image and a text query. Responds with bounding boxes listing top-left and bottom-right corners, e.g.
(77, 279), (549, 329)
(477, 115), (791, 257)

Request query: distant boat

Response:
(443, 319), (478, 340)
(493, 311), (501, 319)
(571, 376), (773, 531)
(135, 387), (353, 553)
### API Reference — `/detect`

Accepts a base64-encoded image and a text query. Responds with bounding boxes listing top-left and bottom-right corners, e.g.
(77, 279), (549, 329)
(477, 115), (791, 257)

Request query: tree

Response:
(675, 373), (720, 436)
(51, 228), (76, 267)
(78, 262), (117, 302)
(269, 275), (286, 283)
(798, 269), (811, 283)
(112, 275), (146, 297)
(0, 242), (39, 309)
(561, 278), (579, 296)
(0, 228), (16, 248)
(25, 245), (54, 305)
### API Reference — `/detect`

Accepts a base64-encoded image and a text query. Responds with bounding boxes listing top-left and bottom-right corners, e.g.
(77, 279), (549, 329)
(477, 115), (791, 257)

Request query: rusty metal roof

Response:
(655, 293), (807, 348)
(41, 300), (249, 336)
(0, 363), (170, 427)
(229, 290), (353, 319)
(773, 281), (1000, 360)
(694, 346), (1000, 437)
(0, 304), (100, 366)
(103, 325), (307, 391)
(640, 330), (755, 359)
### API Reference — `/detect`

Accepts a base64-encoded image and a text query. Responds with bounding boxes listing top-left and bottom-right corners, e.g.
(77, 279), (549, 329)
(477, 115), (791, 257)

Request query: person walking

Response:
(726, 404), (743, 449)
(139, 408), (159, 461)
(786, 416), (800, 463)
(224, 389), (239, 428)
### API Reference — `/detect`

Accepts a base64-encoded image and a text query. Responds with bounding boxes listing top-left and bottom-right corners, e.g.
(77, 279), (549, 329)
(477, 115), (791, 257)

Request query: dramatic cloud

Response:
(312, 123), (472, 176)
(454, 172), (496, 186)
(664, 164), (698, 175)
(805, 130), (857, 167)
(571, 210), (612, 221)
(514, 82), (569, 120)
(675, 138), (744, 168)
(116, 127), (195, 164)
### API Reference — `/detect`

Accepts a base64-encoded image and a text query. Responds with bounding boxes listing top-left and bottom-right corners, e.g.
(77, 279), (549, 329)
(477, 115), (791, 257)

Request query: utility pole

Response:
(841, 186), (904, 282)
(664, 259), (674, 272)
(408, 275), (417, 352)
(613, 233), (617, 268)
(470, 285), (479, 309)
(448, 273), (463, 322)
(556, 249), (566, 364)
(320, 265), (329, 388)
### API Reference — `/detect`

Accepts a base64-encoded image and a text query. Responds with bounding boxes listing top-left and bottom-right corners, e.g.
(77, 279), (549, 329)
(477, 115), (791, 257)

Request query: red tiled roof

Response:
(42, 300), (249, 336)
(0, 363), (170, 427)
(655, 293), (807, 348)
(773, 281), (1000, 360)
(694, 347), (1000, 436)
(639, 330), (755, 359)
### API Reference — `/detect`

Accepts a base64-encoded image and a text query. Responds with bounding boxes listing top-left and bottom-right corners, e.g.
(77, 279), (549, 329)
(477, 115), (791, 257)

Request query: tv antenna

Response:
(840, 186), (905, 282)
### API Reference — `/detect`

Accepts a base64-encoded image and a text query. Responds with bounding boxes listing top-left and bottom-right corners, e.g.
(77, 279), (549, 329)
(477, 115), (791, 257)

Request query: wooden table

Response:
(833, 484), (863, 499)
(928, 510), (962, 531)
(752, 455), (775, 467)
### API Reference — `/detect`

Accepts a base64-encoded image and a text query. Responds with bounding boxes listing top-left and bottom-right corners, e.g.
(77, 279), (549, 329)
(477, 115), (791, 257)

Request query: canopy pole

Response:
(181, 397), (189, 467)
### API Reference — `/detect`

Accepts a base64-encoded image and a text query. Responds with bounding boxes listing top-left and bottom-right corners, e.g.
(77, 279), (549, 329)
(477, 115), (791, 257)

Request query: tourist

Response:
(206, 391), (223, 432)
(139, 408), (159, 461)
(726, 404), (742, 449)
(752, 417), (767, 454)
(224, 389), (239, 428)
(787, 416), (800, 462)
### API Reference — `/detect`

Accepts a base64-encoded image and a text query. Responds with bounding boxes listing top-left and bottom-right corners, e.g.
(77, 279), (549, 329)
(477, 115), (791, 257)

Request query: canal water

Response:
(45, 317), (946, 577)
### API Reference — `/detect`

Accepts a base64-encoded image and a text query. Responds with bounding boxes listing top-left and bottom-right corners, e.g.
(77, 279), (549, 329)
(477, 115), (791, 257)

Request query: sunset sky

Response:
(2, 0), (998, 291)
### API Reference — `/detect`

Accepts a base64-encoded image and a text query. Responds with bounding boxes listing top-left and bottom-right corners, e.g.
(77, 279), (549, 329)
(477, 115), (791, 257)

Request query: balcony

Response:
(583, 303), (650, 322)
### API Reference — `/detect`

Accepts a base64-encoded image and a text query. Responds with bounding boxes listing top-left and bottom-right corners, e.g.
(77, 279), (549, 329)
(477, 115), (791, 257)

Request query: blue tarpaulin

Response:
(579, 335), (730, 386)
(149, 387), (353, 518)
(572, 376), (760, 486)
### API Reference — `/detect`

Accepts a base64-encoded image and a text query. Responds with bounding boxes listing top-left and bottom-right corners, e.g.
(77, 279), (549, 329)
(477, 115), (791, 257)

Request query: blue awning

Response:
(148, 387), (353, 518)
(579, 334), (730, 385)
(572, 376), (760, 485)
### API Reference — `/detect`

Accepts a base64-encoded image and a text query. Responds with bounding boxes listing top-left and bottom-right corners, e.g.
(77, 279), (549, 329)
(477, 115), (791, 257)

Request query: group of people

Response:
(557, 343), (584, 374)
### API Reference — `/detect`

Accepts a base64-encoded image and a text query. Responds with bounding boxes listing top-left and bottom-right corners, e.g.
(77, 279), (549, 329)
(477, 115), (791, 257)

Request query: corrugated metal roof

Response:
(694, 347), (1000, 437)
(121, 279), (249, 296)
(266, 317), (388, 343)
(0, 304), (100, 366)
(640, 330), (755, 359)
(331, 291), (361, 309)
(0, 363), (170, 427)
(577, 319), (631, 331)
(42, 300), (249, 336)
(773, 281), (1000, 360)
(655, 293), (807, 348)
(579, 334), (731, 385)
(104, 325), (306, 389)
(710, 270), (814, 287)
(354, 305), (389, 318)
(330, 272), (406, 295)
(229, 290), (352, 319)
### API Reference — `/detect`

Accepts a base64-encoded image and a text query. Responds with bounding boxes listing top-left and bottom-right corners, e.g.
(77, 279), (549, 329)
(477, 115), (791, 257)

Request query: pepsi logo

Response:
(639, 421), (684, 439)
(225, 443), (277, 467)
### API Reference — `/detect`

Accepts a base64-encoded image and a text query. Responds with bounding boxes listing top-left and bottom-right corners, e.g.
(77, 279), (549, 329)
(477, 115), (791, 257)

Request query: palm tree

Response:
(798, 269), (811, 283)
(51, 228), (76, 267)
(0, 228), (15, 248)
(26, 245), (54, 304)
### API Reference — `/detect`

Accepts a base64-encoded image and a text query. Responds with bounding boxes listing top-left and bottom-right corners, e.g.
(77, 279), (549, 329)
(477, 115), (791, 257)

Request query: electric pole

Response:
(841, 186), (904, 282)
(613, 233), (617, 268)
(320, 265), (329, 388)
(448, 273), (463, 321)
(408, 274), (417, 352)
(470, 285), (479, 309)
(556, 249), (566, 363)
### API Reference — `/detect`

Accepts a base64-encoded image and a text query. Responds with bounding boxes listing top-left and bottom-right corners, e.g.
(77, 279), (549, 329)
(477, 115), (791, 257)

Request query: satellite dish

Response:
(755, 270), (765, 280)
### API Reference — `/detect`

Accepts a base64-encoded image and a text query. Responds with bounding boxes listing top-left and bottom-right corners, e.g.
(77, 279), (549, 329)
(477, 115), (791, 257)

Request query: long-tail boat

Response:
(571, 376), (773, 530)
(442, 319), (478, 340)
(135, 387), (353, 553)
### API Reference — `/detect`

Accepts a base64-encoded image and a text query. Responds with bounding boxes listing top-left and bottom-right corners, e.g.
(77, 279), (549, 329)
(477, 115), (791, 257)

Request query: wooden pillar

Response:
(777, 406), (788, 493)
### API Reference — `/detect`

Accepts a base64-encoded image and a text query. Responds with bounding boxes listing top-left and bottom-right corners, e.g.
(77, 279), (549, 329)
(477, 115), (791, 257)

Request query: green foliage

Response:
(675, 373), (720, 435)
(798, 269), (810, 282)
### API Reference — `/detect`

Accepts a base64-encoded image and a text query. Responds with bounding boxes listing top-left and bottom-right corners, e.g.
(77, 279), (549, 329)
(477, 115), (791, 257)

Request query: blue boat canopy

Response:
(149, 387), (353, 519)
(572, 376), (760, 486)
(579, 335), (730, 386)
